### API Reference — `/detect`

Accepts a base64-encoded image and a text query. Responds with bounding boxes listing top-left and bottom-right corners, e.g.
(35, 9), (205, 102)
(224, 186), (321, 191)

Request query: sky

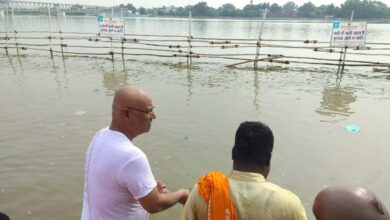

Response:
(15, 0), (390, 8)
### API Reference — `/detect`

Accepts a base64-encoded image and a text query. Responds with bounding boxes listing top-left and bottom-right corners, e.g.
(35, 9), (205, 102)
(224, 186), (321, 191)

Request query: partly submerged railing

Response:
(1, 30), (389, 72)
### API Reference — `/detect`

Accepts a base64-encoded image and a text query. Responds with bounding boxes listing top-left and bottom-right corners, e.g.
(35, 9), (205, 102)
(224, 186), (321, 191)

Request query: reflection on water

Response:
(316, 85), (356, 122)
(102, 69), (129, 92)
(253, 70), (261, 111)
(193, 20), (209, 36)
(316, 72), (357, 122)
(186, 67), (193, 106)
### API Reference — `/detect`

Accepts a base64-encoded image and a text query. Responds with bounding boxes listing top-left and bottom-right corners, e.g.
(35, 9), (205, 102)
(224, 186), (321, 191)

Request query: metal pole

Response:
(187, 11), (192, 65)
(48, 6), (53, 58)
(254, 8), (267, 69)
(340, 10), (354, 74)
(11, 5), (19, 56)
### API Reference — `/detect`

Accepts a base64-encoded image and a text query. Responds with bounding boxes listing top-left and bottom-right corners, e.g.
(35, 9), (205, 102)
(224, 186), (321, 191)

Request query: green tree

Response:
(218, 3), (237, 17)
(126, 3), (136, 13)
(242, 4), (258, 17)
(139, 7), (146, 15)
(241, 3), (269, 17)
(365, 1), (388, 18)
(282, 1), (298, 17)
(340, 0), (363, 18)
(269, 3), (282, 17)
(113, 0), (390, 19)
(172, 7), (187, 16)
(298, 2), (316, 18)
(156, 6), (167, 16)
(320, 4), (341, 17)
(192, 2), (209, 16)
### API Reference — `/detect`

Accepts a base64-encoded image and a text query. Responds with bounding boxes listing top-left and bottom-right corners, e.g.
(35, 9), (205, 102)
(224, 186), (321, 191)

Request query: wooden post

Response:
(254, 8), (267, 69)
(121, 17), (126, 64)
(110, 37), (114, 60)
(48, 6), (53, 58)
(110, 10), (114, 61)
(11, 6), (19, 56)
(340, 10), (354, 74)
(187, 11), (192, 65)
(121, 41), (125, 63)
(336, 47), (344, 74)
(5, 5), (9, 55)
(57, 7), (64, 57)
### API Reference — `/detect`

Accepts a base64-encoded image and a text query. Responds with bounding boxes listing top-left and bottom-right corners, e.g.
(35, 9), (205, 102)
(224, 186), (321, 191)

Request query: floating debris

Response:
(72, 111), (87, 116)
(343, 124), (361, 133)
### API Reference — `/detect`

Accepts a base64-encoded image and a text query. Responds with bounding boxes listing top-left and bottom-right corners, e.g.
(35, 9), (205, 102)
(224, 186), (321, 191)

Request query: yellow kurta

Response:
(181, 170), (307, 220)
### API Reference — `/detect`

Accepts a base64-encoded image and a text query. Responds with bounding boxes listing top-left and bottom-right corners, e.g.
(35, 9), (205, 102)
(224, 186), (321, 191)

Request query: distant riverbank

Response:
(2, 11), (390, 24)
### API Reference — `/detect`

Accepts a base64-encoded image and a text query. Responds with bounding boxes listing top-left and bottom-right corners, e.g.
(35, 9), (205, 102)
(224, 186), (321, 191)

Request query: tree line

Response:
(117, 0), (390, 19)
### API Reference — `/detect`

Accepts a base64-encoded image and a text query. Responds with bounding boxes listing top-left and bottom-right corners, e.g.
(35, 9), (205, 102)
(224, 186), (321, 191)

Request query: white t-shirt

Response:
(81, 127), (156, 220)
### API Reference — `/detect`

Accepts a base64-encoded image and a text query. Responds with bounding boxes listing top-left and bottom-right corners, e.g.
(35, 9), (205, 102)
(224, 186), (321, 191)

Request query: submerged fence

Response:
(1, 11), (390, 73)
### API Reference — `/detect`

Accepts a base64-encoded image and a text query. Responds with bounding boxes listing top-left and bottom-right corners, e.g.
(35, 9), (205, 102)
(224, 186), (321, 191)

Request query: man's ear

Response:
(265, 154), (271, 167)
(372, 198), (388, 215)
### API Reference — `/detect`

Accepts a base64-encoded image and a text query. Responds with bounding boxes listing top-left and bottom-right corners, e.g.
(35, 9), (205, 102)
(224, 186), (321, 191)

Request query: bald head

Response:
(313, 186), (390, 220)
(110, 86), (155, 140)
(112, 86), (150, 112)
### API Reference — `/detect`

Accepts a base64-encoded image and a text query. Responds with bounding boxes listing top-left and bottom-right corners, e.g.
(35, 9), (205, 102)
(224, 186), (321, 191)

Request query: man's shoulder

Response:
(91, 128), (145, 159)
(263, 182), (307, 219)
(266, 182), (303, 203)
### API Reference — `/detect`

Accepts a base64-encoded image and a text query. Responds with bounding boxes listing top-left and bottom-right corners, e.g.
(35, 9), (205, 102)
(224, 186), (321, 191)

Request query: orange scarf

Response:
(197, 171), (236, 220)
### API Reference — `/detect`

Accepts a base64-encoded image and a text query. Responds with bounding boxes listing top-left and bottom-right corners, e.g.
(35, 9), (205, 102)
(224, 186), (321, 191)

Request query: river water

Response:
(0, 16), (390, 220)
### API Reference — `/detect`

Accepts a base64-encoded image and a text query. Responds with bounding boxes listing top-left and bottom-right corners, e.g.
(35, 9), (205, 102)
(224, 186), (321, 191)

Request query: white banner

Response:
(330, 22), (367, 48)
(98, 16), (125, 39)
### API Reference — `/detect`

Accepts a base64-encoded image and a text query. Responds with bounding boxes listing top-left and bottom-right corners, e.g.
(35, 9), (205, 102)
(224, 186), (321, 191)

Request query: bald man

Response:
(313, 186), (390, 220)
(81, 86), (189, 220)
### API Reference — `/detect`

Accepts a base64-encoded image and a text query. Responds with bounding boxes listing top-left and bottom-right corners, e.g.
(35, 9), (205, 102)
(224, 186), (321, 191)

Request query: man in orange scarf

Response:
(181, 121), (307, 220)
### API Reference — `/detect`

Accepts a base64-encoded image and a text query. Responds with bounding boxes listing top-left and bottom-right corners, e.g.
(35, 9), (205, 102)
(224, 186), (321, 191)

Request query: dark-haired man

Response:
(313, 186), (390, 220)
(0, 212), (10, 220)
(181, 121), (307, 220)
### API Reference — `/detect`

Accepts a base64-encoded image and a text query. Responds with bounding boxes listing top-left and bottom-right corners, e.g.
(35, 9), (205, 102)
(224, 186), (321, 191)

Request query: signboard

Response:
(98, 16), (125, 39)
(330, 22), (367, 48)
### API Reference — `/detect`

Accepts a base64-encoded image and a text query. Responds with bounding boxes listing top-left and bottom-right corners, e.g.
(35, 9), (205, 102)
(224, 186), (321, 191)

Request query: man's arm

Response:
(180, 184), (208, 220)
(138, 181), (189, 214)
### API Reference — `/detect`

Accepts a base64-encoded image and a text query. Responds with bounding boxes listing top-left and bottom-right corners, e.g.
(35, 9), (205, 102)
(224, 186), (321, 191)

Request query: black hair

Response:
(232, 121), (274, 166)
(0, 212), (10, 220)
